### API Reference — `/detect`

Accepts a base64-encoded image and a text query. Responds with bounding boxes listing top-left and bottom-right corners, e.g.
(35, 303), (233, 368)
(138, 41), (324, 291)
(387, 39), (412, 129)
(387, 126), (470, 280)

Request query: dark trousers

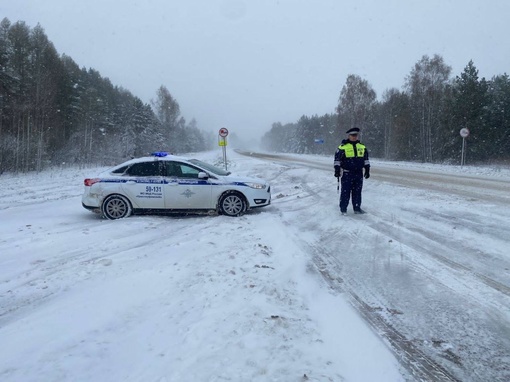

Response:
(339, 170), (363, 212)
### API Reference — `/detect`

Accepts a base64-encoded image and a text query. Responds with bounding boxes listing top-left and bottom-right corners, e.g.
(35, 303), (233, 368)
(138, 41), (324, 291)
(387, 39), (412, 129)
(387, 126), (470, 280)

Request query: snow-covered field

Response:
(1, 150), (509, 382)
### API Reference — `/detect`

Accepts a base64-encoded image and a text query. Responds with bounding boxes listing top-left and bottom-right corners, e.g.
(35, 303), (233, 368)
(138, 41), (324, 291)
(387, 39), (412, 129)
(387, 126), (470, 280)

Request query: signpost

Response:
(218, 127), (229, 170)
(460, 128), (470, 167)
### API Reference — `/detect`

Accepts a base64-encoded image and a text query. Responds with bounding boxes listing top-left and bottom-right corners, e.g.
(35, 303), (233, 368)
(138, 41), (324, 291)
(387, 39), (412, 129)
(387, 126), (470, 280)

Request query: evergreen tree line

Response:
(0, 19), (212, 173)
(262, 55), (510, 165)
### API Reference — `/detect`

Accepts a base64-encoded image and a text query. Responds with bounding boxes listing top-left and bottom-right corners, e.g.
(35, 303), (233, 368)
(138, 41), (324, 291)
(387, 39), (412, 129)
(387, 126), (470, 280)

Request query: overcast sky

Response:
(3, 0), (510, 141)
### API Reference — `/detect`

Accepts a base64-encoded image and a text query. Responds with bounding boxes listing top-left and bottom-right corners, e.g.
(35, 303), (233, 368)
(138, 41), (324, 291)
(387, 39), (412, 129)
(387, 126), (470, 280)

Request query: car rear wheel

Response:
(219, 192), (246, 216)
(102, 195), (132, 220)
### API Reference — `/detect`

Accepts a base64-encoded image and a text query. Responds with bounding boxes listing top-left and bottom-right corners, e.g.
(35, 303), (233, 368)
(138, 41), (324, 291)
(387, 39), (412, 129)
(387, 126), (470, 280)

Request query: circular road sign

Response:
(460, 128), (470, 138)
(219, 127), (229, 137)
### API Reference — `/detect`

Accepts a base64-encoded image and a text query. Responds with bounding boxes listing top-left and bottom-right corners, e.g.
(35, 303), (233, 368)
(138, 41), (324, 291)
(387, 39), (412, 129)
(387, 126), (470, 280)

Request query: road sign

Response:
(460, 128), (470, 166)
(218, 128), (229, 170)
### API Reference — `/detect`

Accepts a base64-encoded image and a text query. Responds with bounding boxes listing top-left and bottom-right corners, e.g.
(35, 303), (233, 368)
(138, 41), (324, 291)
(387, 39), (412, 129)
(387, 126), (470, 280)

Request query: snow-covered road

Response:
(1, 150), (509, 382)
(239, 150), (510, 382)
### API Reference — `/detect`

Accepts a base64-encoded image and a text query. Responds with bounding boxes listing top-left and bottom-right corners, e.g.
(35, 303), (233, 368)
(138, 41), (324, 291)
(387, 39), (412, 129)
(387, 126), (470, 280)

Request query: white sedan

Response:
(82, 152), (271, 219)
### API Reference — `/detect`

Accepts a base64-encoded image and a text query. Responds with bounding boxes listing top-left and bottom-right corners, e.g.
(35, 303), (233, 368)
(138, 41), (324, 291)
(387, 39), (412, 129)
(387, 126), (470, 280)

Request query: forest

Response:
(0, 18), (212, 174)
(1, 18), (509, 174)
(261, 56), (510, 165)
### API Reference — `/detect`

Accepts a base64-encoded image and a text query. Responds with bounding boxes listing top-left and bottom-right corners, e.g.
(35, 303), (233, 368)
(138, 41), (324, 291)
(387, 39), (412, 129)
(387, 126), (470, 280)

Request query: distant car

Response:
(82, 152), (271, 219)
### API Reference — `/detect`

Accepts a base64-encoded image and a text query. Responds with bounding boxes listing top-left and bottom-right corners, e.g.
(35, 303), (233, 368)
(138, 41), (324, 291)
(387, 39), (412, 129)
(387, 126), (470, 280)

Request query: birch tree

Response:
(336, 74), (376, 132)
(404, 54), (451, 162)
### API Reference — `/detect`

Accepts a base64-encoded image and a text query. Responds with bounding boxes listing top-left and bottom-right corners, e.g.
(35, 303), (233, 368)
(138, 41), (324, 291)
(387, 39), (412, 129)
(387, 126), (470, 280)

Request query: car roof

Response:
(116, 153), (191, 167)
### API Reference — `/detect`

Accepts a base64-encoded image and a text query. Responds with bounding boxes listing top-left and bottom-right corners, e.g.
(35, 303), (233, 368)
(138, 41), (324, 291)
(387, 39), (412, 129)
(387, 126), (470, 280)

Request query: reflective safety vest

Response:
(339, 143), (366, 158)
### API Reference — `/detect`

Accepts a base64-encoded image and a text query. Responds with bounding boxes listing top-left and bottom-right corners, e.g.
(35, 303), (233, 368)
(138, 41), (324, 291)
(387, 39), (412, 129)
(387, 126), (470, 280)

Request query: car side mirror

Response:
(198, 172), (209, 179)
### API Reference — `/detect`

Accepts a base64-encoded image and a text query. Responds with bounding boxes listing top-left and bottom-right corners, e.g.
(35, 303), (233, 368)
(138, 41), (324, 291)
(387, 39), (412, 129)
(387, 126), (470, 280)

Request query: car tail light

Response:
(84, 178), (101, 186)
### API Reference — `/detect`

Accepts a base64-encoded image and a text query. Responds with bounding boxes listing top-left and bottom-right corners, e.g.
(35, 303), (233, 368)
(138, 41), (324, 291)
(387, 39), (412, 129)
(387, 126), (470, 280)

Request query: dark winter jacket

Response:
(334, 140), (370, 173)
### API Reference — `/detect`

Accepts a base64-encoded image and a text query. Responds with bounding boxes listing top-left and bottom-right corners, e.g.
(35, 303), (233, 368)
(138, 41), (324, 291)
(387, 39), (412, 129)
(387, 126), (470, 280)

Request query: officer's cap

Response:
(346, 127), (360, 135)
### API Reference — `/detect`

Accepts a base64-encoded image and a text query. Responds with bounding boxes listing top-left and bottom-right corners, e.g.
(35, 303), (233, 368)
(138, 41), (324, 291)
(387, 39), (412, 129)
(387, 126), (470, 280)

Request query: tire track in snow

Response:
(308, 237), (461, 382)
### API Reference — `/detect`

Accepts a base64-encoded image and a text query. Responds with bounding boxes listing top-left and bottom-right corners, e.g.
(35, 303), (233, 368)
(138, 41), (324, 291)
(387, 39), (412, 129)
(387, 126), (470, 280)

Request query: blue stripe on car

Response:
(98, 179), (253, 187)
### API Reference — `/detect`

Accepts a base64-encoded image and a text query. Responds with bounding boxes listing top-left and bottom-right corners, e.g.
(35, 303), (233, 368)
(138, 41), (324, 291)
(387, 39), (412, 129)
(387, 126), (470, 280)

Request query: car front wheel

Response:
(102, 195), (132, 220)
(219, 192), (246, 216)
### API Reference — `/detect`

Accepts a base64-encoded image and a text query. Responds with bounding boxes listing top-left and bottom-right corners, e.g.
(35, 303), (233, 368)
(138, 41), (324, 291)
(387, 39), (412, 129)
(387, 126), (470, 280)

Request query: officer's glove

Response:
(334, 170), (340, 178)
(364, 167), (370, 179)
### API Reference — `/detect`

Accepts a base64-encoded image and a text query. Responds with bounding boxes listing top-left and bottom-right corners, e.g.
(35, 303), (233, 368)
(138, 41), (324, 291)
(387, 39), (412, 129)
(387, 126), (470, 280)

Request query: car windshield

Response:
(188, 159), (230, 176)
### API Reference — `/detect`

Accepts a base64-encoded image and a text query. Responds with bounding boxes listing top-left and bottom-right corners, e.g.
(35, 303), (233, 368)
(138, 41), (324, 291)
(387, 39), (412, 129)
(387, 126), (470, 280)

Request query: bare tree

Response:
(336, 74), (376, 132)
(404, 54), (451, 162)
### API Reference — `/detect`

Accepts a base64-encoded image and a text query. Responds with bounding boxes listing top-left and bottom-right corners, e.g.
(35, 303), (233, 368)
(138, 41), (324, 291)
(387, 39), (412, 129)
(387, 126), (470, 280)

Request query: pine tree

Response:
(450, 60), (488, 163)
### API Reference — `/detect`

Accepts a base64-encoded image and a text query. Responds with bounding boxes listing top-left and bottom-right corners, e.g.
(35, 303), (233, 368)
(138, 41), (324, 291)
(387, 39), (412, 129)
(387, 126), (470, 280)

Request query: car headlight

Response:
(245, 182), (266, 189)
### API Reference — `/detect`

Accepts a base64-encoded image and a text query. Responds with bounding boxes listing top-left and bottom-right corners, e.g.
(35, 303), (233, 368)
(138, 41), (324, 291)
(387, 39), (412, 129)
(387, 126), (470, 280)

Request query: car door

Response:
(162, 161), (213, 209)
(121, 161), (165, 209)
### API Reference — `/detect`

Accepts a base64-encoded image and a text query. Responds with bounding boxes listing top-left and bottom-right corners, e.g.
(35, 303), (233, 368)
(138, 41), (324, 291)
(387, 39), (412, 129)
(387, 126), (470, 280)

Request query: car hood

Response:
(214, 174), (268, 185)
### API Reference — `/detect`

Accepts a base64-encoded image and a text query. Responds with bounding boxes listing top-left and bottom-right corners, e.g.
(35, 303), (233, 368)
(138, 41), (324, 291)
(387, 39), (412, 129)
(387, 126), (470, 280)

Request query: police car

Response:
(82, 152), (271, 219)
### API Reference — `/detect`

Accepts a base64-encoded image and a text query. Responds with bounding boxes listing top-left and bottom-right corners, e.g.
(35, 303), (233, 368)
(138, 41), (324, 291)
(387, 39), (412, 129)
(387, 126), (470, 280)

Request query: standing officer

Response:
(334, 127), (370, 214)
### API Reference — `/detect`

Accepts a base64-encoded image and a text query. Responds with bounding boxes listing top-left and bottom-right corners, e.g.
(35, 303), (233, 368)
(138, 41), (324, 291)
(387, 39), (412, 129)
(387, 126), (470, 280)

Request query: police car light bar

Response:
(151, 151), (168, 157)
